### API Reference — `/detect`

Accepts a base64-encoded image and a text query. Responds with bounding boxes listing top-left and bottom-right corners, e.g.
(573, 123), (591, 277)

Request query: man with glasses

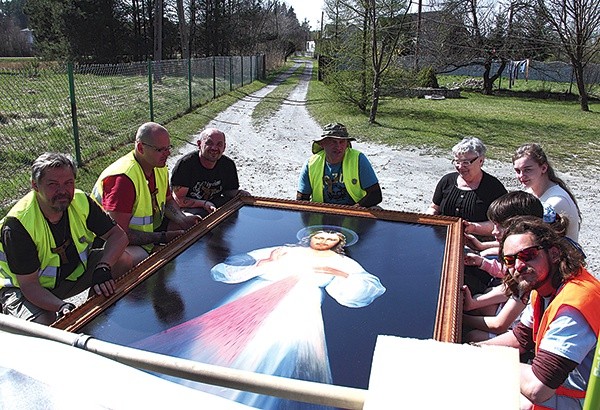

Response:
(171, 128), (249, 217)
(93, 122), (200, 264)
(1, 153), (131, 324)
(482, 215), (600, 410)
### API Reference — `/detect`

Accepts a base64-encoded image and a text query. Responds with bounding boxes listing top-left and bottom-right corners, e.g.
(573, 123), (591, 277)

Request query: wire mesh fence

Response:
(0, 55), (265, 214)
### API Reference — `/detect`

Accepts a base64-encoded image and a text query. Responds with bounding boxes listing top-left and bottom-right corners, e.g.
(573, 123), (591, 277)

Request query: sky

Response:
(284, 0), (325, 30)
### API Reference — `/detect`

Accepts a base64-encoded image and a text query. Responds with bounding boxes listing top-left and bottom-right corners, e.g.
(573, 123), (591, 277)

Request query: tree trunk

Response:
(176, 0), (189, 59)
(572, 62), (589, 111)
(482, 60), (493, 95)
(359, 10), (368, 112)
(153, 0), (163, 82)
(369, 75), (381, 124)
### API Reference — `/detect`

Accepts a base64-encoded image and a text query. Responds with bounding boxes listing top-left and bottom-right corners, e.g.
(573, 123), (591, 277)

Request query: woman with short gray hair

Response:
(426, 137), (507, 293)
(427, 137), (505, 233)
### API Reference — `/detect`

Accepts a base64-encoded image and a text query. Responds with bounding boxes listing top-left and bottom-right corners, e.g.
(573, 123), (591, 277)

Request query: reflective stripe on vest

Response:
(307, 148), (365, 203)
(0, 190), (95, 289)
(93, 151), (168, 251)
(130, 215), (154, 228)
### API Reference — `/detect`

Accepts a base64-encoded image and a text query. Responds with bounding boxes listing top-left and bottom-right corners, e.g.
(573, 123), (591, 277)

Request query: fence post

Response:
(188, 57), (192, 110)
(241, 56), (244, 87)
(148, 60), (154, 122)
(229, 56), (233, 91)
(250, 55), (253, 82)
(583, 337), (600, 410)
(212, 56), (217, 99)
(569, 67), (574, 94)
(262, 54), (266, 80)
(67, 62), (82, 166)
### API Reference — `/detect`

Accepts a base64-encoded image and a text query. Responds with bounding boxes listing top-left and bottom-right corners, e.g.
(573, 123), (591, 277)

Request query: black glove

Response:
(56, 302), (76, 320)
(92, 266), (112, 286)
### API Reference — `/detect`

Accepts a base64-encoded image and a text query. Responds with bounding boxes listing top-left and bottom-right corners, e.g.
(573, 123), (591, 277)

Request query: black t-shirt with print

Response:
(171, 151), (240, 208)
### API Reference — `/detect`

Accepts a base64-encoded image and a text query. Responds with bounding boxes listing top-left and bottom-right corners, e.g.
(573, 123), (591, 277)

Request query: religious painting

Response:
(53, 197), (463, 409)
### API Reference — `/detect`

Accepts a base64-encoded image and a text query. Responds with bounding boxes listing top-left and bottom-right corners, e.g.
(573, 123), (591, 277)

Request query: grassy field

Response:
(307, 66), (600, 171)
(0, 60), (268, 214)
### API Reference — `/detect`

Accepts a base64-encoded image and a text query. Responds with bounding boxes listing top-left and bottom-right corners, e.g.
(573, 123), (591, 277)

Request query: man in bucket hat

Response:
(296, 123), (382, 207)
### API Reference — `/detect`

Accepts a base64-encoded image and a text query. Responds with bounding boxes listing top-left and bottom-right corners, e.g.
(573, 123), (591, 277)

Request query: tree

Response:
(322, 0), (410, 123)
(0, 0), (32, 57)
(366, 0), (409, 123)
(0, 0), (28, 27)
(436, 0), (511, 95)
(0, 15), (31, 56)
(23, 0), (71, 59)
(537, 0), (600, 111)
(22, 0), (308, 65)
(321, 0), (371, 110)
(175, 0), (190, 58)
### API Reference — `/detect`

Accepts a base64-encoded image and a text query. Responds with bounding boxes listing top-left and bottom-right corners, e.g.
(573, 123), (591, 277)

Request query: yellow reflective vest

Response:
(92, 151), (168, 251)
(0, 190), (95, 289)
(308, 148), (366, 203)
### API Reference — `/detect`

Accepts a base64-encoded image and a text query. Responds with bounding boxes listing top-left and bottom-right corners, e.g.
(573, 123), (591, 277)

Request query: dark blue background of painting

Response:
(81, 206), (448, 397)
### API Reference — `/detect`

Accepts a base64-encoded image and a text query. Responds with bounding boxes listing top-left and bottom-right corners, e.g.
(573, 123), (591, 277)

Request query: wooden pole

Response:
(0, 315), (366, 409)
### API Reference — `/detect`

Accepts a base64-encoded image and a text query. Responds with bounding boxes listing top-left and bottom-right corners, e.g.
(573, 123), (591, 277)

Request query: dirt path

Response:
(168, 59), (600, 276)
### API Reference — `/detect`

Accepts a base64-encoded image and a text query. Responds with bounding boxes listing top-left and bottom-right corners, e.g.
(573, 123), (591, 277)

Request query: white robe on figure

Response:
(135, 245), (386, 409)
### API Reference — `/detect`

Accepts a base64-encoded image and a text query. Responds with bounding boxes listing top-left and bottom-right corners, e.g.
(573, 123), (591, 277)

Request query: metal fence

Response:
(0, 55), (265, 212)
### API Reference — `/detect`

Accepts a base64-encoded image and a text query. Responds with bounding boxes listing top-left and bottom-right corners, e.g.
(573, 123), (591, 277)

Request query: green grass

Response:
(438, 74), (581, 95)
(0, 57), (39, 68)
(74, 77), (279, 196)
(0, 59), (272, 215)
(307, 69), (600, 171)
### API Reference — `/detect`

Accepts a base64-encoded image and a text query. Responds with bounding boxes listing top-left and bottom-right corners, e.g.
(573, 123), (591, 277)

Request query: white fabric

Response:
(538, 184), (580, 241)
(0, 330), (252, 410)
(364, 335), (519, 409)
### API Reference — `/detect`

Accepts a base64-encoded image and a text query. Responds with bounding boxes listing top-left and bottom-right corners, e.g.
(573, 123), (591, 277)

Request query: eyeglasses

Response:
(452, 156), (480, 167)
(502, 245), (545, 268)
(142, 142), (173, 153)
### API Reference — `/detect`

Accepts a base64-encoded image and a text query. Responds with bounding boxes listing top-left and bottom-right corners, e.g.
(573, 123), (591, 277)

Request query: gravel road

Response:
(168, 59), (600, 276)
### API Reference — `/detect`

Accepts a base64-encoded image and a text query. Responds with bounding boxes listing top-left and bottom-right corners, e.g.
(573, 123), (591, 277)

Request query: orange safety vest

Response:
(530, 268), (600, 409)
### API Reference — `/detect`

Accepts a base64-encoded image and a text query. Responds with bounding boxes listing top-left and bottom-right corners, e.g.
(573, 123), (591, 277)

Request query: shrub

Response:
(417, 67), (439, 88)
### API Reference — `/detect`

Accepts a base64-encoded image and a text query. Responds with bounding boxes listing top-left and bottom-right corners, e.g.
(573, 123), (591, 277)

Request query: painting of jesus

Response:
(134, 226), (385, 408)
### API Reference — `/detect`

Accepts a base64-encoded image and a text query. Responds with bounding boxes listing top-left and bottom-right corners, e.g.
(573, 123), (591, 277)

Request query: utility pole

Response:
(414, 0), (422, 71)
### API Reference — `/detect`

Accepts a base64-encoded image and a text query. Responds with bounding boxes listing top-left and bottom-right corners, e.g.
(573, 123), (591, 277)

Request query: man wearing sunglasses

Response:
(482, 215), (600, 410)
(93, 122), (200, 265)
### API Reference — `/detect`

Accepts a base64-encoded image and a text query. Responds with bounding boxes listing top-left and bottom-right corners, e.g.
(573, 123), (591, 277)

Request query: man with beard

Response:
(0, 153), (131, 324)
(297, 123), (382, 207)
(171, 128), (249, 217)
(482, 215), (600, 410)
(93, 122), (200, 265)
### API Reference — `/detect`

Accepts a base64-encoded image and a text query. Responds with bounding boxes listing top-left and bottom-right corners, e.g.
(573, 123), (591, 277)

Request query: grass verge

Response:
(307, 69), (600, 171)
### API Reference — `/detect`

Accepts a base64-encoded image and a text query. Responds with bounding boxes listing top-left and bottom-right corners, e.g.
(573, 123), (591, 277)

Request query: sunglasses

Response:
(502, 245), (545, 268)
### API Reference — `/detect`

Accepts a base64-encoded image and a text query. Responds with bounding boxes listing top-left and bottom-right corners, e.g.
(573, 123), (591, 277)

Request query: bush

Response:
(417, 67), (439, 88)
